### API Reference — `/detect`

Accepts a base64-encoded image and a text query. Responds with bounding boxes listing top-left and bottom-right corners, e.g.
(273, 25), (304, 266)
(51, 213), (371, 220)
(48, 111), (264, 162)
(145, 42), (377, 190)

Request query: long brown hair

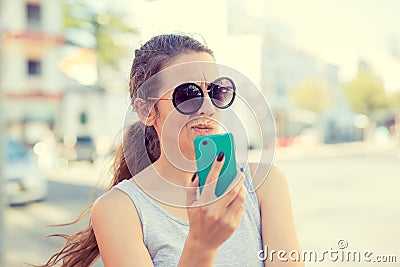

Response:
(37, 34), (214, 266)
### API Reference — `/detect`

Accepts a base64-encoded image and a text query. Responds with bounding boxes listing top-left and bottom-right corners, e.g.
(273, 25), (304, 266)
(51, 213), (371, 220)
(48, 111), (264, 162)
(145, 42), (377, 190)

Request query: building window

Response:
(26, 4), (41, 29)
(28, 60), (41, 76)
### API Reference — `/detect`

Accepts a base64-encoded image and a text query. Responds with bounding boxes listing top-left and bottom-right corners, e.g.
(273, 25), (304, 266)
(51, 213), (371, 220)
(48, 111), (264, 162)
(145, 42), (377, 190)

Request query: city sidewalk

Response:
(274, 140), (400, 161)
(43, 157), (114, 189)
(43, 140), (400, 188)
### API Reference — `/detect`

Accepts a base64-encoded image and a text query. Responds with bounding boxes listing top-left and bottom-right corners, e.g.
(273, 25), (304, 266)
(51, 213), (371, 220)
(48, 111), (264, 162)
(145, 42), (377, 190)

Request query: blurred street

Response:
(3, 159), (111, 267)
(2, 142), (400, 267)
(277, 142), (400, 266)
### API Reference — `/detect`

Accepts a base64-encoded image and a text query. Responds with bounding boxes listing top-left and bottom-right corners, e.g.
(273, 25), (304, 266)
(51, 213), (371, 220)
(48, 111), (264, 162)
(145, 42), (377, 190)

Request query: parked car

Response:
(4, 138), (48, 205)
(75, 135), (96, 163)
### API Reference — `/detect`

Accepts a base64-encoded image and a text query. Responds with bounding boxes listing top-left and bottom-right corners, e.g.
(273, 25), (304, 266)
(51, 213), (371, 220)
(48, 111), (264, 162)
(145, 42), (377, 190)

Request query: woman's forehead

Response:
(158, 61), (220, 90)
(167, 52), (214, 65)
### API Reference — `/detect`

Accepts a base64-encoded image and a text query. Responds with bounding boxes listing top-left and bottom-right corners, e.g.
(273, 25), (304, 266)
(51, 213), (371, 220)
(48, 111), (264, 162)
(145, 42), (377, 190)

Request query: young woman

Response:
(40, 34), (303, 267)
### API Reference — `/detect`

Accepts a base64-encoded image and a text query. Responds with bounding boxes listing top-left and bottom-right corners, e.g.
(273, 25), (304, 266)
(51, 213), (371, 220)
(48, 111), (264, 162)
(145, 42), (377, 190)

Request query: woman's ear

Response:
(134, 98), (159, 126)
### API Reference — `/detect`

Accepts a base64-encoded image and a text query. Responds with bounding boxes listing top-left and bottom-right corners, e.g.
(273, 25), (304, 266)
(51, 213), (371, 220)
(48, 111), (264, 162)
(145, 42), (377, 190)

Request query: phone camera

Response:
(202, 140), (208, 145)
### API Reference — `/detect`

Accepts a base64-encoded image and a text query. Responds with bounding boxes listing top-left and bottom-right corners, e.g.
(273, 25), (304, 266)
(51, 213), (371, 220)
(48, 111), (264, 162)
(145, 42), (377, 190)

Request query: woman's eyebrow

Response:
(193, 81), (213, 91)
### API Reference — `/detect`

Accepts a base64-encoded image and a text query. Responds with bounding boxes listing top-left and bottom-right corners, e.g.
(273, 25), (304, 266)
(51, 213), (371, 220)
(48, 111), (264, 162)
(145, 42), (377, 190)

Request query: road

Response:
(278, 154), (400, 266)
(2, 143), (400, 267)
(3, 160), (108, 267)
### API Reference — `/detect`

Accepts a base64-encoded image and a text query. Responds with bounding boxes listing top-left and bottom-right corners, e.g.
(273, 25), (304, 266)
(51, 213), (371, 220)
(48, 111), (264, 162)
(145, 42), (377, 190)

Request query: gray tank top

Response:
(114, 163), (264, 267)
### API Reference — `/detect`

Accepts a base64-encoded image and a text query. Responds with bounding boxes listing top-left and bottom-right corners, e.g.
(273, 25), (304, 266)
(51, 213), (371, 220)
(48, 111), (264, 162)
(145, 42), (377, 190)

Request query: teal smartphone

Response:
(194, 133), (237, 197)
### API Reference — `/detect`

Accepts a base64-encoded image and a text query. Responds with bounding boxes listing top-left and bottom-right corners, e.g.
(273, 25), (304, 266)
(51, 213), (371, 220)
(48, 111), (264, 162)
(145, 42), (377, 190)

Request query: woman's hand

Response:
(185, 152), (247, 253)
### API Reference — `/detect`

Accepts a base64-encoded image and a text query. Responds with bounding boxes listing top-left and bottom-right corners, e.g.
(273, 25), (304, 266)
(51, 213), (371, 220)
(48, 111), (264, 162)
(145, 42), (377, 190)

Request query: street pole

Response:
(0, 72), (4, 266)
(0, 0), (5, 263)
(0, 66), (4, 265)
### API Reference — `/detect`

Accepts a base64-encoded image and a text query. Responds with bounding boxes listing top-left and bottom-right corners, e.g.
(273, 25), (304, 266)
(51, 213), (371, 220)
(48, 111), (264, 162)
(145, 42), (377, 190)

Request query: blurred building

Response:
(0, 0), (131, 164)
(226, 0), (355, 144)
(0, 0), (64, 145)
(261, 38), (342, 138)
(60, 75), (130, 161)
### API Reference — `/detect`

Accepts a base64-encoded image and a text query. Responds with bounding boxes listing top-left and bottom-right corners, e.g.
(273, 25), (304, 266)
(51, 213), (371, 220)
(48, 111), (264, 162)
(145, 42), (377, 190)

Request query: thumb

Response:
(186, 172), (199, 207)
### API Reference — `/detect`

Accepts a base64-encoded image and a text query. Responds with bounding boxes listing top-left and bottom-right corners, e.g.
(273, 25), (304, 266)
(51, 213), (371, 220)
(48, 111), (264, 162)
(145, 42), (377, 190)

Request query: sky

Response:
(114, 0), (400, 90)
(262, 0), (400, 89)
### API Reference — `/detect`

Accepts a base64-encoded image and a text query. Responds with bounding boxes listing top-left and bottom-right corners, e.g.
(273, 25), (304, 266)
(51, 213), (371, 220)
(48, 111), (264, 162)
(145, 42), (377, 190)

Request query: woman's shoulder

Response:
(91, 184), (153, 265)
(91, 181), (143, 232)
(247, 162), (289, 205)
(93, 180), (131, 207)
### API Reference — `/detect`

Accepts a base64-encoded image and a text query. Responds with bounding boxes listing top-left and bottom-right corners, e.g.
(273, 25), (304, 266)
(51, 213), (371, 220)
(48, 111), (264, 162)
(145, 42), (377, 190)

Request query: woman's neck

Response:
(153, 152), (197, 187)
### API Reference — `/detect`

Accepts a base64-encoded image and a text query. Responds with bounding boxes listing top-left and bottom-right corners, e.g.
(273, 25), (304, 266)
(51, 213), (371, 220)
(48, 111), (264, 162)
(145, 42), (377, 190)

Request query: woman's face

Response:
(152, 52), (222, 162)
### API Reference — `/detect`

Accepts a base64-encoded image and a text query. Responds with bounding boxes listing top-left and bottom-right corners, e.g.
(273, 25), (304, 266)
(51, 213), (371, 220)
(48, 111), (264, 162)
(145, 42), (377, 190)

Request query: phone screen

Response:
(194, 133), (237, 197)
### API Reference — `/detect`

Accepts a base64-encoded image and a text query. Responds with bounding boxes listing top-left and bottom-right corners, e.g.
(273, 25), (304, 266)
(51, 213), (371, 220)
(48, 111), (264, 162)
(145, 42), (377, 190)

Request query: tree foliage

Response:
(343, 70), (388, 116)
(289, 78), (333, 112)
(388, 90), (400, 110)
(63, 0), (136, 69)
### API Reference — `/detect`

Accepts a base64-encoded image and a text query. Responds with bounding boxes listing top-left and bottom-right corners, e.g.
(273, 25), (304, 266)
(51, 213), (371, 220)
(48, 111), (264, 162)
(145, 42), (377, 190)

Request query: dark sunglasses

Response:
(147, 77), (236, 115)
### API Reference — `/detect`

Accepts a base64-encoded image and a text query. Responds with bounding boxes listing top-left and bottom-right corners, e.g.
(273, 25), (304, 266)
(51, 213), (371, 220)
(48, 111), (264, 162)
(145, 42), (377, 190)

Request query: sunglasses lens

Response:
(210, 77), (235, 108)
(173, 83), (203, 114)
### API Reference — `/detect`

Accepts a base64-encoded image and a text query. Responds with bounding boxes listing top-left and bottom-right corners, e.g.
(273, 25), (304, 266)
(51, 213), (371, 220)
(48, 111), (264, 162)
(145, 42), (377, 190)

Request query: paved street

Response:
(2, 160), (109, 267)
(279, 154), (400, 266)
(2, 143), (400, 267)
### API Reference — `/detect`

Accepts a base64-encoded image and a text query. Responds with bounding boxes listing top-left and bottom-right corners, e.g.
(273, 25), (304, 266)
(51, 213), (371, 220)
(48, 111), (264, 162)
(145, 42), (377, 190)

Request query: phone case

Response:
(194, 133), (237, 197)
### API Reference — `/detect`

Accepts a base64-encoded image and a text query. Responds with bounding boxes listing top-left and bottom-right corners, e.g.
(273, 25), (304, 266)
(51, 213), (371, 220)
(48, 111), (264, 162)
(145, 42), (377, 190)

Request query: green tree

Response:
(388, 90), (400, 110)
(63, 0), (136, 83)
(343, 70), (388, 116)
(289, 78), (333, 112)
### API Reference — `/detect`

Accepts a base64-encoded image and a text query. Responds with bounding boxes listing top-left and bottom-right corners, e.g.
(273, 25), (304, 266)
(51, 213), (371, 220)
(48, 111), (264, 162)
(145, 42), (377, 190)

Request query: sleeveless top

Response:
(114, 162), (264, 267)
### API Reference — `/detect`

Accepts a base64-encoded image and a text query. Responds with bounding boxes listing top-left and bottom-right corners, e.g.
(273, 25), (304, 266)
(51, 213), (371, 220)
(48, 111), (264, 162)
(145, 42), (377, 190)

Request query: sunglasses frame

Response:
(147, 77), (236, 115)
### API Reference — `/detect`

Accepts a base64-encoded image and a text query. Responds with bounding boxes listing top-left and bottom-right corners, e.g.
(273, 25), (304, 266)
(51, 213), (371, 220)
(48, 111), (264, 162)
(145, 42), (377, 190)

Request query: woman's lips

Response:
(191, 124), (214, 133)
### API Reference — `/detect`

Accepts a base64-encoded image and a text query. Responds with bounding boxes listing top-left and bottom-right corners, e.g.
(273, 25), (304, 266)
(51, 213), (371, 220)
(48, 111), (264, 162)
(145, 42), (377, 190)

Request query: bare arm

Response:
(252, 164), (304, 267)
(91, 189), (154, 267)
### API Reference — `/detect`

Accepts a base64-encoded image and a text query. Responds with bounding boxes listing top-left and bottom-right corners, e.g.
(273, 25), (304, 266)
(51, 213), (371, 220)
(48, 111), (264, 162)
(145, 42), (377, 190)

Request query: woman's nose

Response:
(196, 82), (215, 116)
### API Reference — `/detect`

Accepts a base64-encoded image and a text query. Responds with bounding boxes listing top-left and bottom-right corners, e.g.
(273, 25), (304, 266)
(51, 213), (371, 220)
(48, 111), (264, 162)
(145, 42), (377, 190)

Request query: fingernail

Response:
(217, 151), (224, 162)
(191, 172), (197, 182)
